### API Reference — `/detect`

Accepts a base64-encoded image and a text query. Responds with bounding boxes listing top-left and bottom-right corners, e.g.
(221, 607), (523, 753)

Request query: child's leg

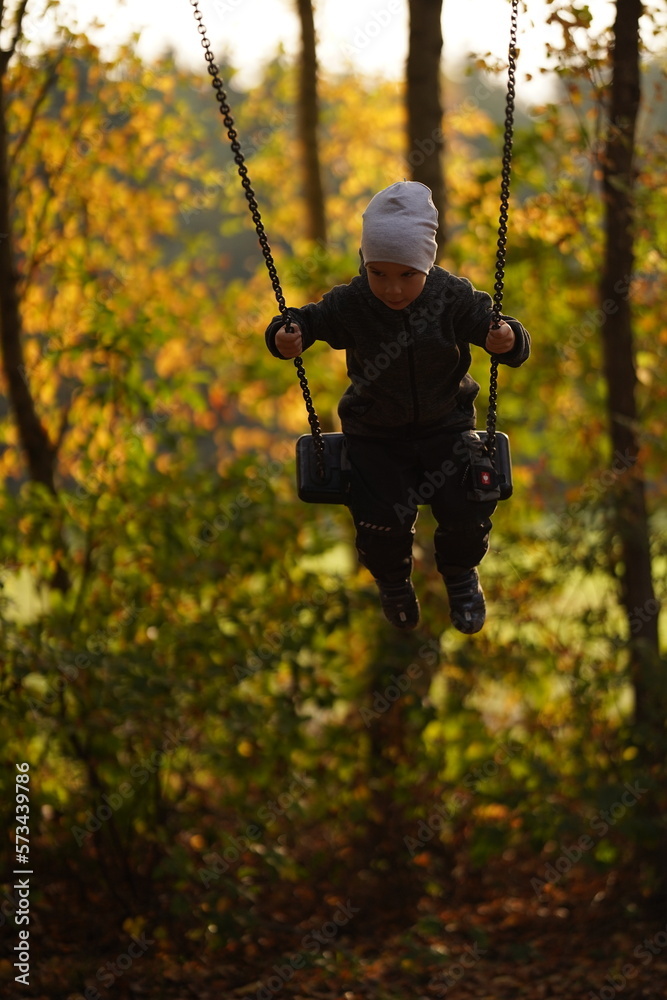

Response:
(345, 434), (422, 628)
(415, 428), (497, 632)
(345, 434), (419, 583)
(412, 427), (498, 575)
(432, 514), (495, 578)
(431, 507), (496, 634)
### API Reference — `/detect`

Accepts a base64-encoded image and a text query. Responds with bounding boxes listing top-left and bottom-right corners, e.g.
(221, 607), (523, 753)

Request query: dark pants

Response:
(345, 427), (497, 584)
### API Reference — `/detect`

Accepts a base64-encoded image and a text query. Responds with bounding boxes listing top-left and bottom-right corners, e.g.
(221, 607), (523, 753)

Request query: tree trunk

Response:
(407, 0), (445, 257)
(1, 27), (69, 591)
(295, 0), (327, 244)
(0, 67), (57, 494)
(599, 0), (661, 731)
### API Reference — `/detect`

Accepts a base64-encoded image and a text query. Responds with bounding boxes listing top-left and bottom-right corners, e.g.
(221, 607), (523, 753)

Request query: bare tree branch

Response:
(8, 0), (29, 61)
(9, 52), (62, 171)
(53, 397), (71, 456)
(18, 112), (92, 292)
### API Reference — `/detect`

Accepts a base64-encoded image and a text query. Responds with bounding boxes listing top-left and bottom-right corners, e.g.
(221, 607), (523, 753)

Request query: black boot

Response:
(376, 579), (420, 630)
(444, 568), (486, 634)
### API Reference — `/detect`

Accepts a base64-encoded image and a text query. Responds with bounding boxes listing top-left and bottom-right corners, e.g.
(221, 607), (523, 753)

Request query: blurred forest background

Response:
(0, 0), (666, 997)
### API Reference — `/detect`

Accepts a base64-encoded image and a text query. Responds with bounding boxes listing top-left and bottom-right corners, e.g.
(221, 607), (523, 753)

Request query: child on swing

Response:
(265, 181), (530, 632)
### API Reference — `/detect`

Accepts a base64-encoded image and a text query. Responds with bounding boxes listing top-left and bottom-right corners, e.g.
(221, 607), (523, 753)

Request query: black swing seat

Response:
(296, 430), (513, 505)
(296, 432), (351, 504)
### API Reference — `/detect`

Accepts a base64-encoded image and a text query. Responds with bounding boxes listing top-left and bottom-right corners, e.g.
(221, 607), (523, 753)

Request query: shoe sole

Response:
(451, 613), (485, 634)
(381, 602), (421, 629)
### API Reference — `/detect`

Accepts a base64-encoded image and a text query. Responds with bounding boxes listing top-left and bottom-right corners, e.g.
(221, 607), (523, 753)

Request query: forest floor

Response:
(13, 848), (667, 1000)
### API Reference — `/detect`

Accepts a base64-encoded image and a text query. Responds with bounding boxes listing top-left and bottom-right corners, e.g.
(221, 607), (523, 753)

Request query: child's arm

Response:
(265, 288), (352, 360)
(445, 274), (530, 367)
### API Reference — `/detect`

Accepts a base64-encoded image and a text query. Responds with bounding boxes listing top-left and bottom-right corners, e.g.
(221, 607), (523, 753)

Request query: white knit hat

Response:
(361, 181), (438, 274)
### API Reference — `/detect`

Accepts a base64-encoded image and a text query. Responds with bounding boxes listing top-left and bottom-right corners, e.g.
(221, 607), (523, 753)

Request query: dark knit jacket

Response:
(265, 264), (530, 438)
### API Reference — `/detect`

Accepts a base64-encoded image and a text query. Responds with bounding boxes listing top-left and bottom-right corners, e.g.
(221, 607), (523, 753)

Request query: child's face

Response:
(366, 261), (427, 310)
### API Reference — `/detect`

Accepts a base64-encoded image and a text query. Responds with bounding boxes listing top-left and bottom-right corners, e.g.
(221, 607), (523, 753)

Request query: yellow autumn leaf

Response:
(155, 339), (192, 377)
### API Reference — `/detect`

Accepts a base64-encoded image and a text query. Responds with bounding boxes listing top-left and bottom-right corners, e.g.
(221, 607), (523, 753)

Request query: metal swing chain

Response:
(486, 0), (519, 461)
(189, 0), (327, 477)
